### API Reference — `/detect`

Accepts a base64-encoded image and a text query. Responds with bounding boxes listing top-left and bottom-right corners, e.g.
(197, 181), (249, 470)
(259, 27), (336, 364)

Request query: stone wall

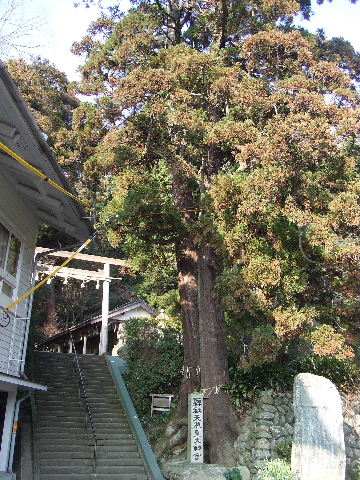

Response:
(234, 390), (360, 479)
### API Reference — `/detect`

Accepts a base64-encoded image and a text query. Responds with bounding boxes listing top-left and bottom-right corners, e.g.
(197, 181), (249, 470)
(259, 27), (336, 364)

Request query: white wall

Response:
(0, 170), (38, 376)
(111, 307), (153, 321)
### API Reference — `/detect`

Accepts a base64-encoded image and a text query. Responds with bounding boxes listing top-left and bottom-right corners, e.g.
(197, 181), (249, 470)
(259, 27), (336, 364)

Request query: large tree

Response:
(6, 58), (122, 339)
(73, 0), (359, 464)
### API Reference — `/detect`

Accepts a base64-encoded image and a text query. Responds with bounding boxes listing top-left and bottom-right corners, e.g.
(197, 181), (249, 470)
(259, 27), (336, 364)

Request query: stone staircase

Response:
(33, 352), (150, 480)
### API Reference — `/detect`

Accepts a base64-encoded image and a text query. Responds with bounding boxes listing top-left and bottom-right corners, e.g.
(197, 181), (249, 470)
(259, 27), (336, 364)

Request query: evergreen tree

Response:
(73, 0), (359, 463)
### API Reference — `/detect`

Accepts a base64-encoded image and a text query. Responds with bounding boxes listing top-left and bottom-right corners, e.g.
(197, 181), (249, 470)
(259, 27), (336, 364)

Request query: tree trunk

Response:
(155, 237), (200, 458)
(198, 243), (239, 466)
(43, 281), (59, 337)
(172, 163), (200, 415)
(176, 237), (200, 415)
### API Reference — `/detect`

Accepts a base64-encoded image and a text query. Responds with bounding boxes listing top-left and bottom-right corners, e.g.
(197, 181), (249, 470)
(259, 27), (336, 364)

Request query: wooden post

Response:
(68, 339), (73, 353)
(57, 345), (61, 353)
(83, 334), (87, 355)
(99, 263), (110, 355)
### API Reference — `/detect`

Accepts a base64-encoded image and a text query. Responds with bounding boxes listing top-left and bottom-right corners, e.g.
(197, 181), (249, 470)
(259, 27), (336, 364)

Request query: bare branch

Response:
(0, 0), (44, 57)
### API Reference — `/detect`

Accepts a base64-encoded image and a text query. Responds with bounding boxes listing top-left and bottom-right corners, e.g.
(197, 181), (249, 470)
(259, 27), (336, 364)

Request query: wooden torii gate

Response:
(35, 247), (131, 355)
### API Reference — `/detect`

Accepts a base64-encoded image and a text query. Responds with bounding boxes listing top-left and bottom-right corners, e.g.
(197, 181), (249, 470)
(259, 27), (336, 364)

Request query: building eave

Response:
(0, 373), (47, 391)
(36, 300), (158, 348)
(0, 60), (92, 240)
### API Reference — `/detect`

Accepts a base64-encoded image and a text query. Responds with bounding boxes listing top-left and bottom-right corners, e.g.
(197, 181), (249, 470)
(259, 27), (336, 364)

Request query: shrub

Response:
(225, 361), (298, 405)
(298, 355), (358, 392)
(275, 443), (292, 462)
(226, 354), (358, 406)
(258, 459), (293, 480)
(224, 467), (243, 480)
(123, 317), (183, 420)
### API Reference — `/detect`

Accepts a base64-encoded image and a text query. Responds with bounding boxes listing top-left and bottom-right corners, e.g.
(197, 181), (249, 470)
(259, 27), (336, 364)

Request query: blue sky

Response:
(296, 0), (360, 51)
(1, 0), (360, 80)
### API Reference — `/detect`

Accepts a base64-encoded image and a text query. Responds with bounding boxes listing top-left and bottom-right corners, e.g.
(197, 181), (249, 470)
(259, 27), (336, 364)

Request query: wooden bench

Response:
(150, 393), (174, 416)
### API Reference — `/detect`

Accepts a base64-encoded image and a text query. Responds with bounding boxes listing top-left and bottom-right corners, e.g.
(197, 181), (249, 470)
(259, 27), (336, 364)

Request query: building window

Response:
(0, 222), (21, 302)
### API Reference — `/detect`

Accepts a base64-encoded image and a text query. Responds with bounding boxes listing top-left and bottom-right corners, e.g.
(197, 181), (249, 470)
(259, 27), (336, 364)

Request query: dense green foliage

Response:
(224, 467), (243, 480)
(123, 318), (183, 419)
(226, 354), (359, 405)
(275, 443), (292, 463)
(71, 0), (360, 383)
(6, 58), (79, 170)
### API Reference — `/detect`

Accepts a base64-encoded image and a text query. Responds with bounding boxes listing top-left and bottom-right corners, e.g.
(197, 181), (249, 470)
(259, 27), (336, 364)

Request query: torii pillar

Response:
(99, 263), (110, 355)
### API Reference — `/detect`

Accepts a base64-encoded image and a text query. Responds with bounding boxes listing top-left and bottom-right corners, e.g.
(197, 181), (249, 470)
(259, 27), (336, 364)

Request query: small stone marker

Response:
(188, 392), (204, 463)
(291, 373), (346, 480)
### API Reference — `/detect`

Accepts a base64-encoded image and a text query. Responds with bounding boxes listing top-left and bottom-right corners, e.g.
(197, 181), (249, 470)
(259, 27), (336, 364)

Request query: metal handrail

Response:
(69, 332), (97, 474)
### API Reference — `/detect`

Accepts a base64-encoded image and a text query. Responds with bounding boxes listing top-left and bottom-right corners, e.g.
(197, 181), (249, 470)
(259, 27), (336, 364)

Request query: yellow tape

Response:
(4, 238), (92, 313)
(0, 141), (88, 207)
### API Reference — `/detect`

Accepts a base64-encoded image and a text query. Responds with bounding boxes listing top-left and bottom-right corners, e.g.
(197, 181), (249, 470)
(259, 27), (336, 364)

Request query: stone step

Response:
(35, 403), (85, 410)
(80, 390), (118, 396)
(37, 417), (127, 425)
(35, 366), (75, 372)
(35, 359), (75, 365)
(39, 473), (148, 480)
(37, 398), (121, 406)
(97, 458), (143, 467)
(40, 458), (93, 467)
(37, 433), (94, 441)
(35, 399), (122, 408)
(95, 425), (131, 433)
(39, 452), (92, 460)
(37, 407), (124, 416)
(37, 418), (85, 426)
(38, 444), (94, 453)
(38, 413), (127, 421)
(39, 465), (148, 476)
(38, 436), (136, 447)
(78, 372), (111, 378)
(40, 465), (93, 475)
(96, 466), (147, 475)
(40, 457), (143, 468)
(83, 381), (115, 387)
(95, 439), (139, 447)
(38, 425), (132, 436)
(39, 450), (140, 460)
(36, 407), (85, 415)
(35, 397), (82, 404)
(35, 372), (75, 377)
(96, 444), (139, 452)
(37, 426), (90, 435)
(33, 352), (151, 480)
(96, 450), (141, 459)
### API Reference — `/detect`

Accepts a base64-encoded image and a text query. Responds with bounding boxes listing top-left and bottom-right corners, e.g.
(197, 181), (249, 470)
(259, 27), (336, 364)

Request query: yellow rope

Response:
(4, 238), (93, 313)
(0, 141), (88, 207)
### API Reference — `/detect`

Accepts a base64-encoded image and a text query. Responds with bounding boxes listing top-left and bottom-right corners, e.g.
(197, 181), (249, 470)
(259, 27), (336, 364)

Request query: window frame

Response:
(0, 218), (23, 308)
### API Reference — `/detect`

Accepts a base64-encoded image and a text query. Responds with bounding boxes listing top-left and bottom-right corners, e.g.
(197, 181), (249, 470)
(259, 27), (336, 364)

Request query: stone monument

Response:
(291, 373), (346, 480)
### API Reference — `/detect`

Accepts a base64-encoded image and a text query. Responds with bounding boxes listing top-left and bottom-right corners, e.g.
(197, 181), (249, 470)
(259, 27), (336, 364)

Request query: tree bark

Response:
(198, 243), (239, 465)
(172, 163), (200, 416)
(43, 281), (59, 337)
(176, 237), (200, 414)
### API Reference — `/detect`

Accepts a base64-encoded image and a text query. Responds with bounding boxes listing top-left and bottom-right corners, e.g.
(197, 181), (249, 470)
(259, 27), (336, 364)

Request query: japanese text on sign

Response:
(188, 393), (204, 463)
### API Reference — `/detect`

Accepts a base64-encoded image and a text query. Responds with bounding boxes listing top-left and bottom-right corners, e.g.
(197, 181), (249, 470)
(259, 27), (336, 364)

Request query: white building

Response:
(36, 299), (158, 356)
(0, 61), (90, 477)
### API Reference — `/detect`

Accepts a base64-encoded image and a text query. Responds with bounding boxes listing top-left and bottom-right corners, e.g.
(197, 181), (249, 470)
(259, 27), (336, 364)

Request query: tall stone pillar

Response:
(291, 373), (346, 480)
